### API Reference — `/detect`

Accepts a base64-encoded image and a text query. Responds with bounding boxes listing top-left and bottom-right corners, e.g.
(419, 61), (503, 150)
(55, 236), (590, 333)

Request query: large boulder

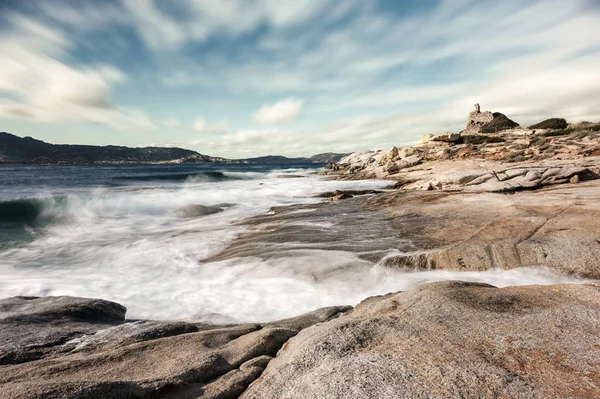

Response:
(431, 132), (461, 142)
(416, 133), (434, 145)
(169, 204), (224, 218)
(377, 146), (399, 166)
(243, 281), (600, 399)
(481, 112), (520, 132)
(529, 118), (568, 130)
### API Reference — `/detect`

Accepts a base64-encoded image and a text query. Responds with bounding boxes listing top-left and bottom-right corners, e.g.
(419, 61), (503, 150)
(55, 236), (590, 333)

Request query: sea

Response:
(0, 164), (585, 323)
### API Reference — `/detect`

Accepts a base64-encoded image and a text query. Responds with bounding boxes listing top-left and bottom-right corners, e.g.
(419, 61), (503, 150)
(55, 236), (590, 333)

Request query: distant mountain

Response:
(238, 153), (347, 164)
(0, 132), (346, 165)
(238, 155), (313, 164)
(0, 132), (221, 164)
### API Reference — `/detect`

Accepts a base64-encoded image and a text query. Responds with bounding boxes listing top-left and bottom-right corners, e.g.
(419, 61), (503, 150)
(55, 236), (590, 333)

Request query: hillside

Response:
(0, 132), (344, 165)
(239, 153), (347, 164)
(0, 132), (216, 164)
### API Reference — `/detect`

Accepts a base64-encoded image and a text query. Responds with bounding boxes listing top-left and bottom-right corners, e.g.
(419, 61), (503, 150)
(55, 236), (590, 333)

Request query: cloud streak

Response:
(0, 13), (155, 130)
(0, 0), (599, 155)
(254, 98), (303, 125)
(193, 118), (227, 134)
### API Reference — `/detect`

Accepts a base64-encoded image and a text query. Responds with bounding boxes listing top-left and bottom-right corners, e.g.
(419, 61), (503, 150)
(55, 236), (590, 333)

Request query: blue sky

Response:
(0, 0), (599, 157)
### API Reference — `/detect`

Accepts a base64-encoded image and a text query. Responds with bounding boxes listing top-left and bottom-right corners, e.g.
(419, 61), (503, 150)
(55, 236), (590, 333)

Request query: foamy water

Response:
(0, 165), (588, 322)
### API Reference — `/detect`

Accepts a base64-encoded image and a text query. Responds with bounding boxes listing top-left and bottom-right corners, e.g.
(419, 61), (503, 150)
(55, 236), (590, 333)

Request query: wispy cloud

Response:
(254, 98), (303, 125)
(162, 119), (181, 129)
(192, 118), (227, 134)
(0, 13), (155, 130)
(0, 0), (599, 155)
(120, 0), (336, 51)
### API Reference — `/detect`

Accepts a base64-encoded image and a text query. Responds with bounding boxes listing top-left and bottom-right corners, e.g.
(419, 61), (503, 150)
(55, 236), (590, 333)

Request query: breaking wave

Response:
(0, 197), (68, 226)
(0, 164), (587, 324)
(114, 171), (248, 183)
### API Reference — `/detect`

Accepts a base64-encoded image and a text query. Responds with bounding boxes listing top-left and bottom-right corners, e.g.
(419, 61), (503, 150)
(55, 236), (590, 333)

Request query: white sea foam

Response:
(0, 169), (590, 323)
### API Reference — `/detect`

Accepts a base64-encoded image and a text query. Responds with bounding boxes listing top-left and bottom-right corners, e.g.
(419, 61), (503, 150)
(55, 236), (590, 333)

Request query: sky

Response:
(0, 0), (599, 158)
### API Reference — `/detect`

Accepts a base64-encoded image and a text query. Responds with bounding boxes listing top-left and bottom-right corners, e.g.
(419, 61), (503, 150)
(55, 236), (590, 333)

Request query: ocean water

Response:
(0, 164), (586, 323)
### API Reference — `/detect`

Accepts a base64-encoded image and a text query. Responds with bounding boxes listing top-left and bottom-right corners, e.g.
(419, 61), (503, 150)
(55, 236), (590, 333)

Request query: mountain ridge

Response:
(0, 132), (346, 165)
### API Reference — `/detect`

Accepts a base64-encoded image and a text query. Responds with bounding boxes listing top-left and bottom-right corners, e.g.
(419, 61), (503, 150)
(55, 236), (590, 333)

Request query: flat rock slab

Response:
(207, 180), (600, 278)
(243, 281), (600, 399)
(205, 197), (416, 264)
(370, 181), (600, 278)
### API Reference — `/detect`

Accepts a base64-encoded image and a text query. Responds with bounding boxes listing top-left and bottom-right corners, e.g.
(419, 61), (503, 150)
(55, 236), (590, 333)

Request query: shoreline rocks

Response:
(326, 108), (600, 188)
(0, 295), (349, 399)
(4, 107), (600, 398)
(3, 282), (600, 398)
(206, 176), (600, 279)
(529, 118), (568, 130)
(169, 204), (229, 218)
(480, 112), (520, 132)
(242, 281), (600, 398)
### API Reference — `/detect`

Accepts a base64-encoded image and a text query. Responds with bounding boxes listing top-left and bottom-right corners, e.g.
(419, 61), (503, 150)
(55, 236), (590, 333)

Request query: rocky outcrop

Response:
(0, 296), (127, 365)
(208, 175), (600, 278)
(372, 178), (600, 278)
(5, 284), (600, 398)
(0, 295), (349, 399)
(243, 281), (600, 398)
(465, 105), (519, 134)
(325, 119), (600, 182)
(411, 159), (598, 193)
(431, 132), (461, 142)
(529, 118), (568, 130)
(333, 147), (423, 178)
(481, 112), (520, 132)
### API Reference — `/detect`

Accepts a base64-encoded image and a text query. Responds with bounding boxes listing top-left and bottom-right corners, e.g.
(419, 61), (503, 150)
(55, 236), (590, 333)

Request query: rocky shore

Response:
(3, 282), (600, 398)
(2, 106), (600, 398)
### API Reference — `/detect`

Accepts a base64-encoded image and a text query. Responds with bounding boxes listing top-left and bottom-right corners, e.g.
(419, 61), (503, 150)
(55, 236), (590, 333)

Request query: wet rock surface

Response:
(169, 204), (226, 218)
(206, 196), (415, 264)
(0, 296), (127, 365)
(208, 178), (600, 278)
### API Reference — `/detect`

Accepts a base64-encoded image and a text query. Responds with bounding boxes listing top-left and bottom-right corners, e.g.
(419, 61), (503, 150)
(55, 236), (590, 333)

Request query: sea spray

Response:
(0, 164), (588, 323)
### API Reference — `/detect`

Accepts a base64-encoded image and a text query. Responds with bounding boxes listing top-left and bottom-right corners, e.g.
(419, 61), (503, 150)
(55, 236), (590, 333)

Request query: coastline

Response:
(3, 120), (600, 397)
(3, 172), (600, 397)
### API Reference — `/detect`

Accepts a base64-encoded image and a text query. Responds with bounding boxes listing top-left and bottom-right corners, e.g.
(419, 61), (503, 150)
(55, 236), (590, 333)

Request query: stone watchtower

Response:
(466, 103), (493, 133)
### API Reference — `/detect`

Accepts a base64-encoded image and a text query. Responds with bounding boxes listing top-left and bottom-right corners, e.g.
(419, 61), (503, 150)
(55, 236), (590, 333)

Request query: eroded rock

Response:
(432, 132), (461, 142)
(0, 295), (350, 399)
(481, 112), (520, 132)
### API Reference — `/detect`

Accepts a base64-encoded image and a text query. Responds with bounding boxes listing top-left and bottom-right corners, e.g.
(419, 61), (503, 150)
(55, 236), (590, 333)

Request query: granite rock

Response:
(243, 281), (600, 399)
